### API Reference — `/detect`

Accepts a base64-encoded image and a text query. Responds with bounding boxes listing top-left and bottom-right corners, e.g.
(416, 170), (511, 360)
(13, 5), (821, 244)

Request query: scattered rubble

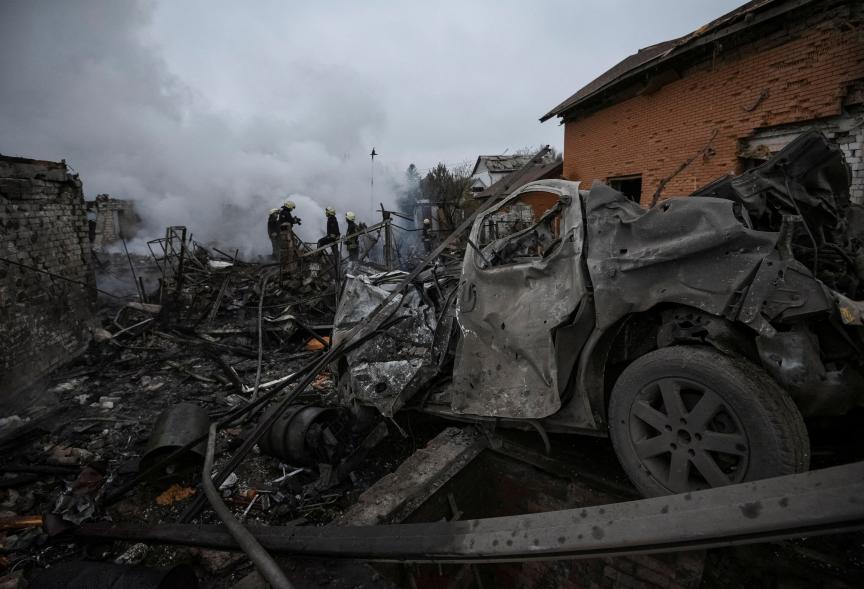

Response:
(2, 135), (864, 588)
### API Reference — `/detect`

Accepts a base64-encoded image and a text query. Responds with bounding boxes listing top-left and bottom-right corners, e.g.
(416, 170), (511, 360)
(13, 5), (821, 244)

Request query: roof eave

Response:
(540, 0), (815, 123)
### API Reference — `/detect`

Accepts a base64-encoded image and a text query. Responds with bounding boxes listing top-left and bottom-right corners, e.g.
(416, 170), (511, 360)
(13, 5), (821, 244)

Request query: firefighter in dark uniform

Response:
(345, 211), (359, 261)
(278, 200), (301, 230)
(277, 200), (301, 269)
(422, 218), (433, 254)
(267, 208), (280, 258)
(316, 206), (341, 276)
(317, 206), (340, 248)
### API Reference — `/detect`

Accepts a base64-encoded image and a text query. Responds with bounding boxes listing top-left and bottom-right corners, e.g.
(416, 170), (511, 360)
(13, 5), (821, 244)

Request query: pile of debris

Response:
(0, 237), (432, 587)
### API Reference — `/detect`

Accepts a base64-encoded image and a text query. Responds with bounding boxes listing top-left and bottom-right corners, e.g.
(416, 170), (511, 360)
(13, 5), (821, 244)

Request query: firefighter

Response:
(278, 200), (301, 230)
(345, 211), (359, 261)
(277, 200), (301, 269)
(267, 208), (280, 258)
(317, 206), (340, 248)
(422, 218), (433, 253)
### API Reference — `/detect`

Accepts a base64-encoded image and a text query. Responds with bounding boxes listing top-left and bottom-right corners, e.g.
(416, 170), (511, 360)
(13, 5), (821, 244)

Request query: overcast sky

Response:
(0, 0), (743, 254)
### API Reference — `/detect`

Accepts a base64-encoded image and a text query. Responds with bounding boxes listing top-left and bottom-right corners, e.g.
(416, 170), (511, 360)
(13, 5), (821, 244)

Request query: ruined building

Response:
(541, 0), (864, 205)
(87, 194), (140, 249)
(0, 155), (95, 407)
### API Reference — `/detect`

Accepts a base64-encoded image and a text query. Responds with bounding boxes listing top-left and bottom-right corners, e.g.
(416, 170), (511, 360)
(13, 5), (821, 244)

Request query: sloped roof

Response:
(471, 154), (534, 176)
(541, 0), (806, 122)
(475, 160), (563, 200)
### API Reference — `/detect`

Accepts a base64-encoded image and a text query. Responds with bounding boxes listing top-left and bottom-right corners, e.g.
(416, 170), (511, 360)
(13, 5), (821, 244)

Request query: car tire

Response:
(608, 345), (809, 497)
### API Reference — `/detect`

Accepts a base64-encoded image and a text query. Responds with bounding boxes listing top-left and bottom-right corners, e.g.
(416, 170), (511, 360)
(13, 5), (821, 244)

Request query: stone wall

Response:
(0, 155), (95, 408)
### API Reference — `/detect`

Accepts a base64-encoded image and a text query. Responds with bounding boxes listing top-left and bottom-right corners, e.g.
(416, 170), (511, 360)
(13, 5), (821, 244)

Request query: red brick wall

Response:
(562, 2), (864, 206)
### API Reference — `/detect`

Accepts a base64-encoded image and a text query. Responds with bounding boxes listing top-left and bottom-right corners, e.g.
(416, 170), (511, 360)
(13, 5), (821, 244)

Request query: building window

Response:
(608, 175), (643, 203)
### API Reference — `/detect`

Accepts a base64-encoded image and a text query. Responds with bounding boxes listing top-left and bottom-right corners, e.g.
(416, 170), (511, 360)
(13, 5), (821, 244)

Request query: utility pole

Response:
(383, 209), (392, 270)
(369, 147), (378, 218)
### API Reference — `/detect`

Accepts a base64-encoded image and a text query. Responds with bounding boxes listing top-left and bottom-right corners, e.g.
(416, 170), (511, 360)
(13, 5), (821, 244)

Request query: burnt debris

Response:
(1, 133), (863, 588)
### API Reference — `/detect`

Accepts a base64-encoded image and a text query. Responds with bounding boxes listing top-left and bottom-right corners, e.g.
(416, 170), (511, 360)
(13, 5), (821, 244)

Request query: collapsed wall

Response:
(88, 194), (140, 249)
(0, 155), (95, 408)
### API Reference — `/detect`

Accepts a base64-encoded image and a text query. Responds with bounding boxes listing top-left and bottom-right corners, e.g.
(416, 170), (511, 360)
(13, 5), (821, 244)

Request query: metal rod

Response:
(250, 273), (270, 401)
(78, 461), (864, 564)
(174, 227), (187, 296)
(201, 424), (293, 588)
(0, 256), (127, 300)
(121, 238), (144, 303)
(384, 218), (393, 270)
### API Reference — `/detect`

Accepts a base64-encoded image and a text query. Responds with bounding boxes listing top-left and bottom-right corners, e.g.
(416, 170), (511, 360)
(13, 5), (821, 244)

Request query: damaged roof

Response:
(471, 154), (535, 176)
(540, 0), (811, 122)
(475, 160), (563, 199)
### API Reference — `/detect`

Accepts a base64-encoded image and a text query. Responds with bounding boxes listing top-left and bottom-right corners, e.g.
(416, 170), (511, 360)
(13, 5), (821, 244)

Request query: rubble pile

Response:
(0, 241), (429, 587)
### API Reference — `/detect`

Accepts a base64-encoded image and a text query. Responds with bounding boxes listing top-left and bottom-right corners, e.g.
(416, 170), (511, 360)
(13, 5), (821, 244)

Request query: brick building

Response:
(0, 155), (95, 408)
(541, 0), (864, 206)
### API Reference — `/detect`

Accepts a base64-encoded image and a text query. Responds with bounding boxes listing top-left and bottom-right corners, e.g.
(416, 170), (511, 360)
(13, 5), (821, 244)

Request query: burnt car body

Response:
(333, 132), (864, 496)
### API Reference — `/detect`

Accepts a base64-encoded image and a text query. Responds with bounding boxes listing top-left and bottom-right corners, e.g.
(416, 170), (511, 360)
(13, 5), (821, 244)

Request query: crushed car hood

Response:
(332, 271), (439, 416)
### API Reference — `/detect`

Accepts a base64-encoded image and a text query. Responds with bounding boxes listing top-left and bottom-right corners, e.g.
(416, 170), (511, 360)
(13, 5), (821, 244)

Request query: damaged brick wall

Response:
(562, 0), (864, 206)
(0, 155), (96, 407)
(740, 110), (864, 203)
(90, 195), (139, 250)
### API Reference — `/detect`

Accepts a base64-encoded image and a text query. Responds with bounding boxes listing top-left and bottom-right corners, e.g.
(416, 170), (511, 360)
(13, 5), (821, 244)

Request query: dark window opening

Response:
(608, 175), (643, 203)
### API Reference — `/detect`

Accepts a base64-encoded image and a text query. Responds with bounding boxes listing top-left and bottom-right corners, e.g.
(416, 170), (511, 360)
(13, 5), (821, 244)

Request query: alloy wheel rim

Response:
(628, 377), (749, 493)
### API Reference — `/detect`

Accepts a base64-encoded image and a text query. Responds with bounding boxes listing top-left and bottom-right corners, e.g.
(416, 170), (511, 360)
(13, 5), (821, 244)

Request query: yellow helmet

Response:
(345, 211), (356, 221)
(325, 206), (336, 216)
(283, 200), (295, 209)
(269, 208), (279, 214)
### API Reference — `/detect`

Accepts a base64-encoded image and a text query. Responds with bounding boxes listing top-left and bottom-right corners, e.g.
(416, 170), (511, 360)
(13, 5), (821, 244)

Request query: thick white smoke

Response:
(0, 0), (400, 257)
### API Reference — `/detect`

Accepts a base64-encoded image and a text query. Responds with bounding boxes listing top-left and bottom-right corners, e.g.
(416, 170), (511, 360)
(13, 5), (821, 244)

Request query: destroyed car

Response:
(333, 132), (864, 497)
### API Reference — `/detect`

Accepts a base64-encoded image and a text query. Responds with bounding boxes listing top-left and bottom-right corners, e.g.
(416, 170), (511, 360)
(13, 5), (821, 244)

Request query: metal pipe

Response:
(250, 273), (271, 401)
(79, 460), (864, 564)
(201, 424), (293, 589)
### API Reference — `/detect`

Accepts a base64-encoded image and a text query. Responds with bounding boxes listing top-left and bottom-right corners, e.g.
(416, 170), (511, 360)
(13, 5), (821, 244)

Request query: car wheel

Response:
(608, 345), (809, 497)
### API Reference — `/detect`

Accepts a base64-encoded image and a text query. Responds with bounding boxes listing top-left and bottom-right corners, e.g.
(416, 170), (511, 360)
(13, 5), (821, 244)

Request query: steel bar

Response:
(77, 461), (864, 563)
(121, 238), (145, 303)
(0, 256), (128, 300)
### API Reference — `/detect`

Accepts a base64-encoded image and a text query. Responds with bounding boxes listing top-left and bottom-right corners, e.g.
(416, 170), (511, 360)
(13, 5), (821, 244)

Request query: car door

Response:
(451, 181), (589, 418)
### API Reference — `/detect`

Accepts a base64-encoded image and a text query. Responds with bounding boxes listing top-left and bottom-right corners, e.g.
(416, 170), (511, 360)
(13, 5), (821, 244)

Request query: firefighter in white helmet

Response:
(317, 206), (341, 248)
(275, 200), (301, 267)
(318, 207), (342, 247)
(278, 199), (301, 231)
(315, 206), (342, 277)
(345, 211), (359, 261)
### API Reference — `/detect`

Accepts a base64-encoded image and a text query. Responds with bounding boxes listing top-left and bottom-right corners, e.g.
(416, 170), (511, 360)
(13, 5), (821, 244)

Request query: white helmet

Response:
(325, 206), (336, 216)
(423, 218), (431, 225)
(283, 200), (295, 210)
(269, 208), (279, 214)
(345, 211), (356, 221)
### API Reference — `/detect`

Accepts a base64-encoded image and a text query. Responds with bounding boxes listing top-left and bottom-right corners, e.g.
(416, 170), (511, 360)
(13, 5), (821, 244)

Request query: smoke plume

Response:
(0, 0), (399, 256)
